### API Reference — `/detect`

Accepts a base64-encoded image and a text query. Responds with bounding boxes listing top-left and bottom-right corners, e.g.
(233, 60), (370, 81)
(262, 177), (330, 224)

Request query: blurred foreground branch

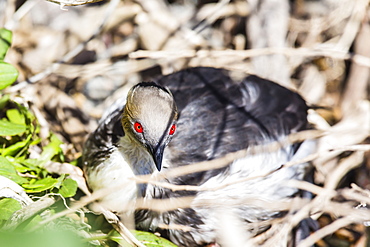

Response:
(46, 0), (106, 7)
(129, 47), (370, 68)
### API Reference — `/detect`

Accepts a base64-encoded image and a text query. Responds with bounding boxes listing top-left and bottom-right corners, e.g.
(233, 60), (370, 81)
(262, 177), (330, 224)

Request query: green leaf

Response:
(7, 108), (26, 125)
(30, 137), (42, 146)
(2, 134), (32, 157)
(135, 231), (178, 247)
(0, 230), (86, 247)
(111, 230), (178, 247)
(38, 134), (63, 166)
(0, 198), (22, 221)
(7, 157), (29, 173)
(0, 94), (10, 109)
(21, 214), (43, 230)
(0, 156), (28, 184)
(23, 177), (58, 193)
(19, 158), (41, 172)
(59, 178), (78, 198)
(0, 119), (26, 136)
(0, 61), (18, 90)
(17, 103), (36, 125)
(54, 173), (65, 189)
(0, 28), (12, 60)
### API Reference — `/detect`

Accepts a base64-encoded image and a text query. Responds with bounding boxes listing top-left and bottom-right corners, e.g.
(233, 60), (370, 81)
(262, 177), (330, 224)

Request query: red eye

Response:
(169, 124), (176, 135)
(134, 122), (143, 133)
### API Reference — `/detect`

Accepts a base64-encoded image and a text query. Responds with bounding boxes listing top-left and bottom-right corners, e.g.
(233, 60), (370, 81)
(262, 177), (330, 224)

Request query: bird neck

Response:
(118, 135), (156, 176)
(117, 135), (157, 197)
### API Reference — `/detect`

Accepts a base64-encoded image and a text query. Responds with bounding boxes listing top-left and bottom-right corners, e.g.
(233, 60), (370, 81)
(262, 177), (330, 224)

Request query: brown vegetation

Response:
(1, 0), (370, 246)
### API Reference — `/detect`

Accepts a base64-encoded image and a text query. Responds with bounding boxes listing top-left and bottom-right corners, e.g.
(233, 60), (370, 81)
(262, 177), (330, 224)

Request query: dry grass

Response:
(1, 0), (370, 246)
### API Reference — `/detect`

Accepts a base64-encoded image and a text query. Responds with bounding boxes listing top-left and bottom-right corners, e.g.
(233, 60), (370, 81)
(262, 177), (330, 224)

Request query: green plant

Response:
(0, 29), (78, 202)
(0, 28), (18, 90)
(0, 28), (82, 244)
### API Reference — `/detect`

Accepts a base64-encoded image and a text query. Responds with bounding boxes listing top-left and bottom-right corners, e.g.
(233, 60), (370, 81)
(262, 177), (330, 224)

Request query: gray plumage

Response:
(83, 67), (314, 246)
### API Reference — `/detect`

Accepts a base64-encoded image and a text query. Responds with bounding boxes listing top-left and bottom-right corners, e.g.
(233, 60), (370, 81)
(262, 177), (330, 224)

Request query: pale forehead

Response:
(131, 86), (173, 113)
(134, 85), (170, 100)
(130, 86), (175, 139)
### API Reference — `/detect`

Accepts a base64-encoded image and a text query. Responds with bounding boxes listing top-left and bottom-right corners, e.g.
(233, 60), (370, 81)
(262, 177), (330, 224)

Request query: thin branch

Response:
(4, 0), (40, 29)
(139, 129), (325, 183)
(100, 210), (145, 247)
(297, 216), (361, 247)
(193, 0), (231, 34)
(129, 47), (370, 68)
(3, 195), (56, 231)
(45, 0), (106, 7)
(324, 151), (365, 191)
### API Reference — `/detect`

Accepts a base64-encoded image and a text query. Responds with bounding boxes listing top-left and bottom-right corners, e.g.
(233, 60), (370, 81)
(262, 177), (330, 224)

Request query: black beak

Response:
(149, 144), (165, 171)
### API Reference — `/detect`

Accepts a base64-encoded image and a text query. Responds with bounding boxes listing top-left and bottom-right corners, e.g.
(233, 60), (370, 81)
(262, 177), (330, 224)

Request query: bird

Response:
(83, 67), (315, 246)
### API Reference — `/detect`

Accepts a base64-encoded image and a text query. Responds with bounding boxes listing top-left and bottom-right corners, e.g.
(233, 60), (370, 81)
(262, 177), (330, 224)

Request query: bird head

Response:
(122, 82), (178, 171)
